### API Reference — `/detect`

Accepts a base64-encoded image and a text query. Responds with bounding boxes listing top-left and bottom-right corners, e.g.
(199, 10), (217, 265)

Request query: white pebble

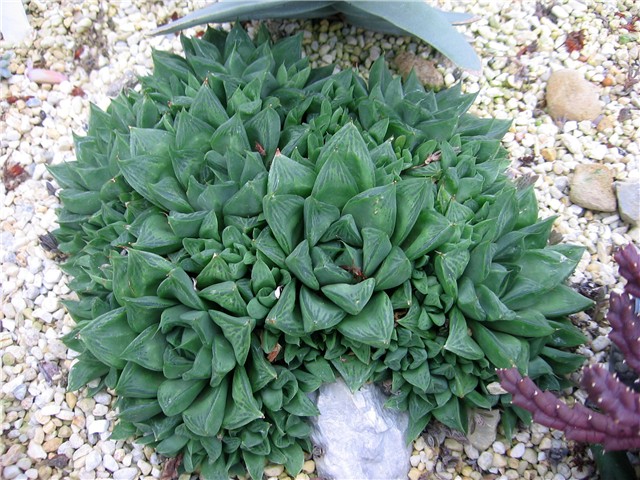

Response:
(492, 441), (506, 454)
(477, 451), (493, 470)
(85, 450), (102, 471)
(87, 419), (110, 434)
(113, 468), (139, 480)
(27, 442), (47, 460)
(510, 442), (526, 458)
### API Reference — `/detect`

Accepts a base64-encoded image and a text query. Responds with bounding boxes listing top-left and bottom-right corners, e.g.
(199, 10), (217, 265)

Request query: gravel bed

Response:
(1, 0), (639, 479)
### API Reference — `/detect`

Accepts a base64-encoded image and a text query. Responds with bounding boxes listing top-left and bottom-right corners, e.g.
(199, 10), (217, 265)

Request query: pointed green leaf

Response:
(158, 267), (207, 311)
(158, 378), (207, 417)
(402, 211), (454, 260)
(322, 278), (376, 316)
(265, 281), (305, 336)
(268, 153), (316, 196)
(263, 193), (304, 255)
(200, 281), (248, 316)
(304, 196), (341, 247)
(223, 367), (264, 430)
(285, 240), (319, 290)
(300, 286), (346, 333)
(115, 362), (165, 398)
(120, 325), (167, 371)
(342, 184), (396, 238)
(372, 246), (412, 291)
(337, 292), (394, 348)
(80, 308), (137, 369)
(362, 228), (392, 277)
(209, 310), (255, 365)
(182, 381), (228, 437)
(330, 355), (377, 393)
(443, 308), (484, 360)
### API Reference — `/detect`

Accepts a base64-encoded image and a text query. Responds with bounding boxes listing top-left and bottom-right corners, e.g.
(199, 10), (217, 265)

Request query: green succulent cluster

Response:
(53, 25), (592, 479)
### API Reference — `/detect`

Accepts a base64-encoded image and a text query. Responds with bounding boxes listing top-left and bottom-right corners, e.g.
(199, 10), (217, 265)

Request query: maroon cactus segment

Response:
(582, 365), (640, 424)
(607, 291), (640, 375)
(614, 244), (640, 298)
(497, 367), (640, 450)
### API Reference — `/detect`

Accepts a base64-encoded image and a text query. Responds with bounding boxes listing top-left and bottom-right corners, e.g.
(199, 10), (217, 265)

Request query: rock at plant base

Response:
(546, 69), (602, 121)
(309, 379), (412, 480)
(616, 180), (640, 226)
(394, 52), (444, 89)
(569, 164), (617, 212)
(466, 409), (501, 452)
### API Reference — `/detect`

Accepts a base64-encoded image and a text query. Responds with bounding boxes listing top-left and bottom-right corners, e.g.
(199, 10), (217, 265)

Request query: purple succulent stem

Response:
(615, 244), (640, 298)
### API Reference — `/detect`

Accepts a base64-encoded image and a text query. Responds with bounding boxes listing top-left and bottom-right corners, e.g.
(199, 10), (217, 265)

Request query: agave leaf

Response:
(80, 308), (137, 369)
(322, 278), (375, 316)
(337, 291), (393, 348)
(158, 378), (207, 417)
(152, 1), (336, 35)
(182, 381), (229, 437)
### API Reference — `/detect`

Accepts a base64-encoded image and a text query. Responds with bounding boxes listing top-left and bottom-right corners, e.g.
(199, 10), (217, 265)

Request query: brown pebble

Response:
(601, 75), (614, 87)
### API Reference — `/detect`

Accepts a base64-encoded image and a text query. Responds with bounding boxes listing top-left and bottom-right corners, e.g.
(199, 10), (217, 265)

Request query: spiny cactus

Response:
(498, 244), (640, 451)
(53, 25), (592, 479)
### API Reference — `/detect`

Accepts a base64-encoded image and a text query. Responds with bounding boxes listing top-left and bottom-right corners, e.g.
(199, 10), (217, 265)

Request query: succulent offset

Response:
(53, 26), (592, 478)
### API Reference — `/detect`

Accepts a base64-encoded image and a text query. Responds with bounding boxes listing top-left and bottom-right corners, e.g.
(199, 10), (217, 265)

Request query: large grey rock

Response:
(466, 409), (501, 452)
(546, 69), (602, 121)
(309, 379), (412, 480)
(616, 180), (640, 226)
(569, 164), (617, 212)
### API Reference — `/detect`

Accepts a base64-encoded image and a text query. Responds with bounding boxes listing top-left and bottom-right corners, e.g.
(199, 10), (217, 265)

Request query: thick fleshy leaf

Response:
(80, 308), (137, 369)
(211, 334), (236, 386)
(263, 193), (304, 255)
(342, 183), (397, 238)
(299, 286), (346, 332)
(285, 240), (320, 290)
(158, 378), (207, 417)
(443, 308), (484, 360)
(265, 281), (305, 336)
(372, 246), (412, 291)
(200, 281), (248, 316)
(470, 321), (528, 371)
(268, 153), (316, 196)
(222, 367), (264, 430)
(304, 196), (340, 247)
(182, 381), (228, 437)
(322, 278), (376, 316)
(330, 354), (377, 393)
(391, 178), (432, 246)
(158, 267), (207, 311)
(361, 227), (392, 277)
(337, 292), (394, 348)
(116, 362), (165, 398)
(120, 325), (168, 371)
(434, 247), (470, 298)
(209, 310), (255, 365)
(402, 211), (454, 260)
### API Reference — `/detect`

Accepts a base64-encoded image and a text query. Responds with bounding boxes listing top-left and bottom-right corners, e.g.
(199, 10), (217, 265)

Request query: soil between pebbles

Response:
(1, 1), (639, 479)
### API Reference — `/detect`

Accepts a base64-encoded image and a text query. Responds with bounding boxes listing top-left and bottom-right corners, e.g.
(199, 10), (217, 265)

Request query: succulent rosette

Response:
(52, 26), (592, 479)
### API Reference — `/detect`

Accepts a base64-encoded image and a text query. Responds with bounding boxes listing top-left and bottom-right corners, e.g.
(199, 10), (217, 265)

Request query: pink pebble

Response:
(26, 67), (68, 84)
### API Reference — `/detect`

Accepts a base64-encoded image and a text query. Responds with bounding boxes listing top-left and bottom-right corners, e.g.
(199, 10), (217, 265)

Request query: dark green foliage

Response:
(54, 25), (591, 479)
